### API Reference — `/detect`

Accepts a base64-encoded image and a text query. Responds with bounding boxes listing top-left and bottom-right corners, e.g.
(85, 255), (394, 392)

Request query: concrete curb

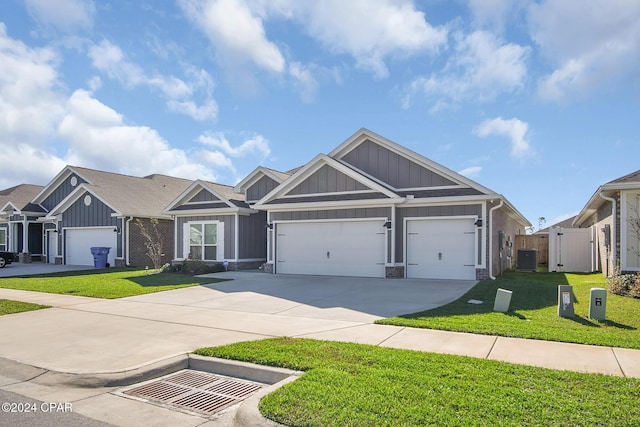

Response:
(0, 354), (189, 388)
(1, 354), (303, 426)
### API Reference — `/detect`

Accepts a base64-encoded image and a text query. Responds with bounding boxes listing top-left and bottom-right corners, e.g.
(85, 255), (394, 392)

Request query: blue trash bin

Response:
(90, 247), (111, 268)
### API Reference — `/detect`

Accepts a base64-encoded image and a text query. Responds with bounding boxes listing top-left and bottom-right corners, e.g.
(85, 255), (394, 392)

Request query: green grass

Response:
(196, 338), (640, 427)
(377, 271), (640, 349)
(0, 268), (224, 298)
(0, 299), (50, 316)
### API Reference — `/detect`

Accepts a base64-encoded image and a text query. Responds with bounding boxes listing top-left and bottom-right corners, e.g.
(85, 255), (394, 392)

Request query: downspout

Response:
(488, 199), (504, 280)
(125, 216), (134, 266)
(599, 193), (616, 274)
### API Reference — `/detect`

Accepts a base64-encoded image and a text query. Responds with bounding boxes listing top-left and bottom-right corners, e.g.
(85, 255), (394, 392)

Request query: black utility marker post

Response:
(558, 285), (574, 318)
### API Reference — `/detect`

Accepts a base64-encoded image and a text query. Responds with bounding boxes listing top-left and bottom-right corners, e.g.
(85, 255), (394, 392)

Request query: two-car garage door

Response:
(276, 220), (386, 278)
(65, 228), (117, 266)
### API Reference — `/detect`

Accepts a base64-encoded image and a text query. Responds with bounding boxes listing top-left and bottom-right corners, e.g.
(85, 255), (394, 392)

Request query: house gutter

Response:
(488, 199), (504, 280)
(599, 192), (616, 273)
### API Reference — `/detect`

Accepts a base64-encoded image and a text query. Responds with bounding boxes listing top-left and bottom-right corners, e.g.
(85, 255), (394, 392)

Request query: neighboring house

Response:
(573, 169), (640, 277)
(15, 166), (193, 267)
(162, 177), (280, 270)
(0, 184), (46, 259)
(254, 128), (531, 280)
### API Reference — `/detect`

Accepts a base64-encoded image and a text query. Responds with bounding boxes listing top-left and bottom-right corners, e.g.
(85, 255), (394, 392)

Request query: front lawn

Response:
(0, 268), (224, 299)
(0, 299), (50, 316)
(377, 271), (640, 349)
(196, 338), (640, 427)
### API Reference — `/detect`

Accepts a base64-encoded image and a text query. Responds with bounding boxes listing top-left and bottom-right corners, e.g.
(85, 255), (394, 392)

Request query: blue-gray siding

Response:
(238, 211), (267, 259)
(247, 175), (280, 201)
(189, 188), (220, 202)
(287, 165), (368, 195)
(61, 193), (116, 228)
(342, 139), (457, 189)
(271, 207), (391, 221)
(176, 215), (235, 260)
(41, 173), (87, 211)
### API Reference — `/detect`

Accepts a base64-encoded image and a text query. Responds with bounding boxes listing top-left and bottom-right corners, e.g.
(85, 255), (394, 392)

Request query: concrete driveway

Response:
(0, 261), (92, 277)
(0, 271), (477, 374)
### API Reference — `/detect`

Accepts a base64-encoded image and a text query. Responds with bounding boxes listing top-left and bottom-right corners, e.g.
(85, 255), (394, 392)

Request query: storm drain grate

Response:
(123, 370), (265, 415)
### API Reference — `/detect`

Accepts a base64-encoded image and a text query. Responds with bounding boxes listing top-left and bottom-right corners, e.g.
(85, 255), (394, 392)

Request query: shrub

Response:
(608, 267), (640, 298)
(180, 259), (227, 275)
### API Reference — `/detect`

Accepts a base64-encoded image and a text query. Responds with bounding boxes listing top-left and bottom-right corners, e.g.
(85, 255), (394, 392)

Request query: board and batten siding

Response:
(189, 189), (220, 202)
(395, 204), (482, 262)
(238, 211), (267, 259)
(41, 173), (87, 211)
(61, 194), (116, 228)
(176, 215), (235, 260)
(342, 140), (457, 189)
(247, 175), (280, 201)
(287, 165), (368, 195)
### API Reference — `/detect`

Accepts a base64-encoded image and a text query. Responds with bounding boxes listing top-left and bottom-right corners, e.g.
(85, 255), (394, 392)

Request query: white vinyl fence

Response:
(548, 227), (594, 273)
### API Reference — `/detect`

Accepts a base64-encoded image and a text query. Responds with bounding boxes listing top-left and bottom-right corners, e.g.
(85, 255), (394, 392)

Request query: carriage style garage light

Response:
(475, 219), (483, 227)
(383, 221), (392, 229)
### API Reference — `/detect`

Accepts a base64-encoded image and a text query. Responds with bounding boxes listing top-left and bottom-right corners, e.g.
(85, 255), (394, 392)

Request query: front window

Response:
(189, 223), (218, 260)
(0, 228), (6, 251)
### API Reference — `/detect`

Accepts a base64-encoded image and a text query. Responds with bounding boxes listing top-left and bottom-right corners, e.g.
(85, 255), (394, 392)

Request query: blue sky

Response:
(1, 0), (638, 231)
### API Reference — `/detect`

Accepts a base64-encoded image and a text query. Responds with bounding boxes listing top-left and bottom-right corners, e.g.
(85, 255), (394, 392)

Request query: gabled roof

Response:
(164, 179), (251, 214)
(43, 166), (193, 218)
(330, 128), (497, 195)
(233, 166), (291, 193)
(573, 169), (640, 226)
(0, 184), (45, 215)
(254, 153), (403, 209)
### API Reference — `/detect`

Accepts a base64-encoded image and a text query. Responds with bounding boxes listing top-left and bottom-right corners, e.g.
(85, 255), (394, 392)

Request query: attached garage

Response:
(65, 227), (117, 266)
(406, 217), (477, 280)
(275, 219), (386, 277)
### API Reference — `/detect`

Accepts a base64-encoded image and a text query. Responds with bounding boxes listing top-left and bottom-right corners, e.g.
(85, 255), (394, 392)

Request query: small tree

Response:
(134, 218), (164, 270)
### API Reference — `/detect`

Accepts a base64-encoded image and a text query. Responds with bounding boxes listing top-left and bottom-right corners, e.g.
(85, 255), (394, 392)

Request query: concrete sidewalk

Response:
(1, 274), (640, 426)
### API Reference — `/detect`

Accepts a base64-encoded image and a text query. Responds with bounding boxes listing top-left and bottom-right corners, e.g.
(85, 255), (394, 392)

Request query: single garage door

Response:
(65, 228), (116, 266)
(276, 220), (386, 277)
(406, 218), (476, 280)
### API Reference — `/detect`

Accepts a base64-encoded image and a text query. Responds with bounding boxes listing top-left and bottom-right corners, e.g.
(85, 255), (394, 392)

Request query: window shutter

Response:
(217, 222), (224, 260)
(182, 222), (190, 259)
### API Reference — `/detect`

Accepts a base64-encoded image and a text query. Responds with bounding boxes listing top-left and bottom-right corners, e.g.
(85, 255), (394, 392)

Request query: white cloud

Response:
(528, 0), (640, 102)
(88, 40), (217, 121)
(0, 144), (66, 189)
(0, 23), (65, 146)
(198, 132), (271, 158)
(290, 0), (447, 78)
(25, 0), (95, 32)
(468, 0), (518, 32)
(58, 89), (218, 180)
(288, 62), (319, 103)
(403, 30), (529, 110)
(474, 117), (531, 159)
(458, 166), (482, 179)
(179, 0), (285, 73)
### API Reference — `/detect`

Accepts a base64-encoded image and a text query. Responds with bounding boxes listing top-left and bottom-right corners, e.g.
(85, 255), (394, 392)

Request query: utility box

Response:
(589, 288), (607, 321)
(517, 249), (537, 272)
(558, 285), (574, 318)
(493, 288), (513, 313)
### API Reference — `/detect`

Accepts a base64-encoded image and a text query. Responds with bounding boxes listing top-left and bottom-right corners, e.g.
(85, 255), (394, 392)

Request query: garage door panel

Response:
(66, 228), (116, 266)
(277, 221), (385, 277)
(406, 219), (476, 280)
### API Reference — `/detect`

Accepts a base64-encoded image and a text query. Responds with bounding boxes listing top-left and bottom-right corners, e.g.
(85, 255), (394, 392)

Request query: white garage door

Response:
(65, 228), (116, 266)
(276, 220), (386, 277)
(406, 218), (476, 280)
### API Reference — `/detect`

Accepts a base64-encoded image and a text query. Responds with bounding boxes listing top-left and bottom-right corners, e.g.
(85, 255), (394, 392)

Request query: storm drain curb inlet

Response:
(120, 370), (264, 415)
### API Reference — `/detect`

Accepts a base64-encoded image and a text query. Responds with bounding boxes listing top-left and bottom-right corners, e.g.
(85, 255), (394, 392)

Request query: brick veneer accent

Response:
(128, 218), (174, 267)
(385, 266), (404, 278)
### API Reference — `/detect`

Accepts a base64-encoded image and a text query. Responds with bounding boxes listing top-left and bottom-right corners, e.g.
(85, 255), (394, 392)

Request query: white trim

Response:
(279, 189), (377, 199)
(255, 154), (400, 207)
(234, 213), (240, 261)
(183, 220), (225, 261)
(256, 198), (404, 212)
(403, 215), (478, 280)
(164, 207), (255, 216)
(47, 185), (120, 218)
(621, 190), (640, 271)
(233, 166), (288, 193)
